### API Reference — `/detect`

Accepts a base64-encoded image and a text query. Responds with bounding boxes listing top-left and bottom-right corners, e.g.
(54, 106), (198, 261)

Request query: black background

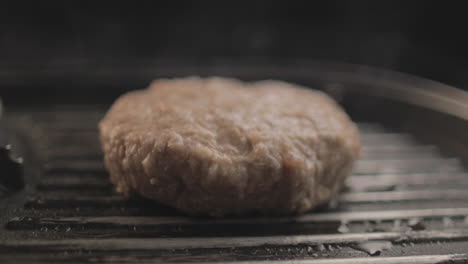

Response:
(1, 0), (468, 102)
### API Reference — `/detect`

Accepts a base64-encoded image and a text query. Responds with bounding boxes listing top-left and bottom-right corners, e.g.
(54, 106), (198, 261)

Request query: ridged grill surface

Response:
(1, 109), (468, 263)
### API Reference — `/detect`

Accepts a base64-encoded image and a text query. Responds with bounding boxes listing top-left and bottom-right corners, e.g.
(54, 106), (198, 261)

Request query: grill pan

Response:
(1, 61), (468, 263)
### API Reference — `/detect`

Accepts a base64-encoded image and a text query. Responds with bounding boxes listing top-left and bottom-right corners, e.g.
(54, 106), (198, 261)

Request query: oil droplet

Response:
(408, 218), (419, 226)
(40, 227), (48, 232)
(307, 246), (313, 253)
(408, 218), (426, 231)
(150, 178), (157, 185)
(353, 240), (392, 256)
(443, 217), (454, 228)
(338, 222), (350, 233)
(66, 227), (71, 232)
(395, 235), (409, 243)
(317, 244), (326, 251)
(364, 221), (376, 232)
(393, 219), (401, 231)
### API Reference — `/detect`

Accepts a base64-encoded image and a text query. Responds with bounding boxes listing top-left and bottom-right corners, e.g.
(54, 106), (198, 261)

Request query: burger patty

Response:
(99, 77), (361, 216)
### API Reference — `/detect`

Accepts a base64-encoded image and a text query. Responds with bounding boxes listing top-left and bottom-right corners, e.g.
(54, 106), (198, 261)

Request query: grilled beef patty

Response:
(99, 77), (360, 216)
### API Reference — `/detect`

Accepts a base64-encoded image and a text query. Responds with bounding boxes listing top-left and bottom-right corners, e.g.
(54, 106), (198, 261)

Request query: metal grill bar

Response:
(2, 111), (468, 263)
(3, 229), (468, 250)
(0, 254), (467, 264)
(10, 207), (468, 226)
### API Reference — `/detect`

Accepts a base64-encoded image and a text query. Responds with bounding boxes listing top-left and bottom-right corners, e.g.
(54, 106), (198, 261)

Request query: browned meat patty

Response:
(99, 77), (361, 216)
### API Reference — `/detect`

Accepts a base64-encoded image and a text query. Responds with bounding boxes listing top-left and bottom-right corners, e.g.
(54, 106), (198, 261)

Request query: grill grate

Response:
(1, 109), (468, 263)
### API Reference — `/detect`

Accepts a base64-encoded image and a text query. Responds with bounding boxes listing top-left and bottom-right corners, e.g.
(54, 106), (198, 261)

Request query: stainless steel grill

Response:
(1, 106), (468, 264)
(2, 63), (468, 263)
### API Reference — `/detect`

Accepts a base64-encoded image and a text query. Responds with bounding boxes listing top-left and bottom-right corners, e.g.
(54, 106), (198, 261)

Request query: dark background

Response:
(1, 0), (468, 102)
